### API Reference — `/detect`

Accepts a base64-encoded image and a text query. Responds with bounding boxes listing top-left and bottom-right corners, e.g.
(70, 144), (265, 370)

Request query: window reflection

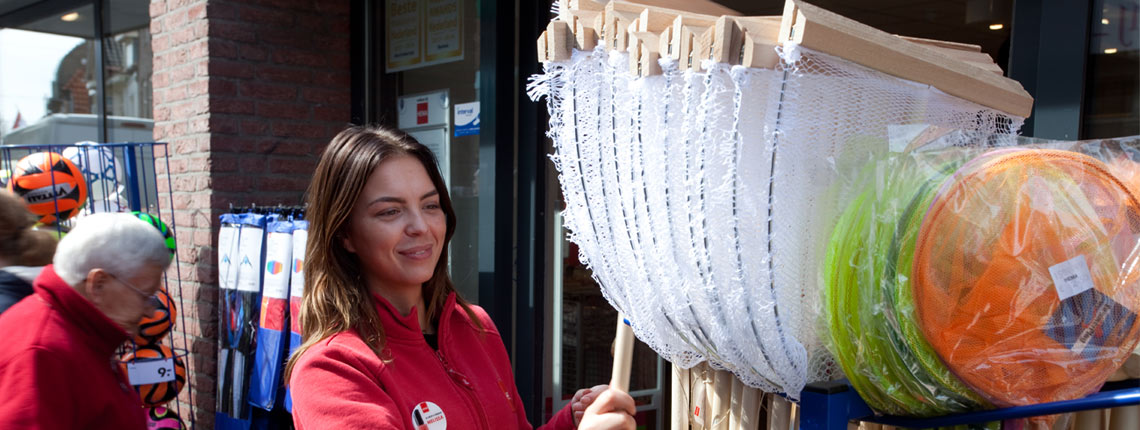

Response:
(1085, 0), (1139, 138)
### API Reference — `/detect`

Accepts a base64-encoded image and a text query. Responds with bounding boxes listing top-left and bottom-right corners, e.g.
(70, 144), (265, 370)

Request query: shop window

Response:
(0, 0), (152, 147)
(1084, 0), (1139, 139)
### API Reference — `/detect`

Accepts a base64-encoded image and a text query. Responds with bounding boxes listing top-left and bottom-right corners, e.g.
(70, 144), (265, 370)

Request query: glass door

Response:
(548, 209), (667, 430)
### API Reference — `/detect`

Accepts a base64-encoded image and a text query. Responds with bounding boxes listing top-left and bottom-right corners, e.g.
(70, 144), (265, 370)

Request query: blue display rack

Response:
(799, 379), (1140, 429)
(2, 142), (197, 428)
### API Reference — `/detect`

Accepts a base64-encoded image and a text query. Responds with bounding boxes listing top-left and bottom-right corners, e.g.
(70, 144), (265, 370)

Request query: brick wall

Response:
(150, 0), (350, 426)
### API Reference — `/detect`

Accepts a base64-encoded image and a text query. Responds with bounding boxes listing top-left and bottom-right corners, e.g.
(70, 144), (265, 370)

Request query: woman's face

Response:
(342, 155), (447, 295)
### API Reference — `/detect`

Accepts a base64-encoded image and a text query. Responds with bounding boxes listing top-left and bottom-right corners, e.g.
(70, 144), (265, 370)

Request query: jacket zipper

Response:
(435, 349), (490, 430)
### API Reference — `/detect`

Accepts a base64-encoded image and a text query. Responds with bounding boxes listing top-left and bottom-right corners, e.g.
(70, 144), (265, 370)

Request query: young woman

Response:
(287, 126), (635, 429)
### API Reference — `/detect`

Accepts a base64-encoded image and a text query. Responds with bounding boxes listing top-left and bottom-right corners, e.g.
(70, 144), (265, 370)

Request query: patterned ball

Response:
(134, 288), (176, 345)
(62, 145), (120, 204)
(131, 211), (176, 258)
(146, 406), (186, 430)
(121, 344), (187, 407)
(6, 152), (88, 224)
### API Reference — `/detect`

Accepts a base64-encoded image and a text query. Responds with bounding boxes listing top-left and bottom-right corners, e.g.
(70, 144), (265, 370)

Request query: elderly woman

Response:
(0, 213), (171, 430)
(0, 192), (58, 315)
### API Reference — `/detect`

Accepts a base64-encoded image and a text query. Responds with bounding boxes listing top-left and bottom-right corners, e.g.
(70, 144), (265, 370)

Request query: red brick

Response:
(209, 20), (256, 43)
(207, 39), (238, 59)
(210, 155), (239, 172)
(270, 121), (327, 139)
(239, 44), (268, 62)
(152, 34), (171, 53)
(209, 116), (239, 134)
(256, 101), (309, 119)
(241, 119), (270, 135)
(238, 5), (294, 26)
(209, 79), (237, 97)
(302, 87), (349, 105)
(153, 70), (170, 89)
(240, 81), (296, 101)
(258, 26), (313, 50)
(169, 64), (196, 83)
(170, 98), (209, 118)
(192, 20), (209, 38)
(171, 26), (197, 47)
(271, 49), (326, 67)
(165, 84), (188, 103)
(315, 1), (350, 15)
(208, 58), (255, 79)
(206, 2), (237, 19)
(208, 97), (255, 115)
(259, 175), (311, 192)
(150, 1), (167, 18)
(256, 65), (311, 84)
(311, 70), (350, 89)
(268, 157), (316, 174)
(187, 2), (206, 20)
(312, 104), (347, 122)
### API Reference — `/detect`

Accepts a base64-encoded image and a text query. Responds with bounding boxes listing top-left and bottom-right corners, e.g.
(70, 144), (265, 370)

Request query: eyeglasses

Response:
(105, 271), (162, 310)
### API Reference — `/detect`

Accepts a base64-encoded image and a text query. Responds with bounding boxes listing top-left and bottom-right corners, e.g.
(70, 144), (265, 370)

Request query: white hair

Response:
(53, 213), (172, 286)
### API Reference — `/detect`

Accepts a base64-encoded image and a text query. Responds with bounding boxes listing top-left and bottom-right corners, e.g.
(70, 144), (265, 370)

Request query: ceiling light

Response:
(1105, 48), (1118, 54)
(1102, 18), (1110, 25)
(989, 23), (1004, 30)
(61, 12), (79, 22)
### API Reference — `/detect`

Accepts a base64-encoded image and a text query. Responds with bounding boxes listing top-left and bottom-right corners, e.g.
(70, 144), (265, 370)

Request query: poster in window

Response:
(386, 0), (464, 72)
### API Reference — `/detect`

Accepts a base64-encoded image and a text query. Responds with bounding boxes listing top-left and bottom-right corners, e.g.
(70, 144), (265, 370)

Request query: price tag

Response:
(127, 358), (176, 385)
(1049, 255), (1094, 301)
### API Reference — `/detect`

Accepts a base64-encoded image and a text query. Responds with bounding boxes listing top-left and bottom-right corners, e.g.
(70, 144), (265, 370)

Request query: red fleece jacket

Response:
(0, 265), (145, 430)
(290, 292), (575, 430)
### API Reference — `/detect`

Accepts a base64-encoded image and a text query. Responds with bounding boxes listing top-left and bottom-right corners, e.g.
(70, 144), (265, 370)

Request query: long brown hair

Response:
(285, 125), (477, 382)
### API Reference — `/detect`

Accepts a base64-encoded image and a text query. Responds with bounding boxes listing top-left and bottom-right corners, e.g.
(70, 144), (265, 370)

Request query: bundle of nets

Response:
(824, 136), (1140, 418)
(528, 1), (1027, 398)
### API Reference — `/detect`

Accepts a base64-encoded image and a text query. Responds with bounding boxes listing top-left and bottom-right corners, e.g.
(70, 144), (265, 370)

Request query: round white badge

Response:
(410, 401), (447, 430)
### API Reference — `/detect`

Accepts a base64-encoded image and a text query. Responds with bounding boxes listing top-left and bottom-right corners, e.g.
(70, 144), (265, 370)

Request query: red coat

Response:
(290, 292), (575, 430)
(0, 265), (145, 430)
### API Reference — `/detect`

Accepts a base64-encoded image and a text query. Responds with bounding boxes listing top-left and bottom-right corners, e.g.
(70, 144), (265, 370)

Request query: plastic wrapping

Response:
(824, 133), (1140, 417)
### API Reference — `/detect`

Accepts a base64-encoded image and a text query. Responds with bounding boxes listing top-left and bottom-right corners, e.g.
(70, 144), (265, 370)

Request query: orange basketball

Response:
(6, 152), (88, 224)
(121, 344), (187, 407)
(134, 288), (176, 346)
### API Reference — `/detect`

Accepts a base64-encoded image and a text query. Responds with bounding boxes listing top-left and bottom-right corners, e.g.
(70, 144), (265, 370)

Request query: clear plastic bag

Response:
(824, 132), (1140, 417)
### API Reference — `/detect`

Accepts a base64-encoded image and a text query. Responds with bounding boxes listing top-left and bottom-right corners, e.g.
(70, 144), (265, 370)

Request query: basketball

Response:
(132, 211), (177, 259)
(146, 406), (186, 430)
(134, 288), (176, 346)
(121, 344), (187, 407)
(5, 152), (88, 224)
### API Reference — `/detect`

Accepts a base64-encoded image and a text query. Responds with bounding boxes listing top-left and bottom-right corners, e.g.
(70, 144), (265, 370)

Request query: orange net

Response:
(913, 149), (1140, 406)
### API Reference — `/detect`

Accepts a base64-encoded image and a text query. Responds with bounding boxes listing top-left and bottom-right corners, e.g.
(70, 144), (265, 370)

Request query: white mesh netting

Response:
(528, 42), (1025, 398)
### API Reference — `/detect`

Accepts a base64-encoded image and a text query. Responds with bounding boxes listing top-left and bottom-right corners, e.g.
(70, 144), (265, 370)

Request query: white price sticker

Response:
(1049, 255), (1095, 301)
(126, 358), (176, 385)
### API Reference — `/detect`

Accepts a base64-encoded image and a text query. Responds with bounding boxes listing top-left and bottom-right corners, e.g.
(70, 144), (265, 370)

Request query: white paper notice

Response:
(218, 225), (238, 290)
(262, 231), (293, 299)
(127, 358), (176, 385)
(290, 229), (308, 298)
(236, 226), (264, 293)
(1049, 255), (1095, 301)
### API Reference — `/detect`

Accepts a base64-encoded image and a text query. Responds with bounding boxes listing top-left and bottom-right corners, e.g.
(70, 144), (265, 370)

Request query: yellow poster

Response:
(386, 0), (463, 72)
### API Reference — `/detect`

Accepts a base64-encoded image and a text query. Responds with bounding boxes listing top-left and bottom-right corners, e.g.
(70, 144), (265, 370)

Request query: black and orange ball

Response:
(134, 288), (176, 346)
(121, 344), (187, 407)
(6, 152), (88, 224)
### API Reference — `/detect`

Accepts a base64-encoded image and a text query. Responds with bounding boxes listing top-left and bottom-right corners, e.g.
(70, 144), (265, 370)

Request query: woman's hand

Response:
(570, 384), (610, 426)
(576, 387), (636, 430)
